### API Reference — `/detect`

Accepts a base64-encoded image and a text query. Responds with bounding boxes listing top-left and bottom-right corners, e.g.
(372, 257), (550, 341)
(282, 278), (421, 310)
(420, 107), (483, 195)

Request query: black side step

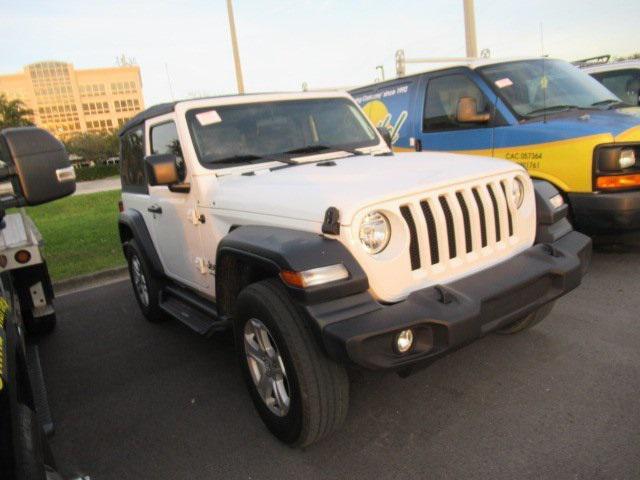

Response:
(26, 344), (54, 436)
(159, 285), (230, 336)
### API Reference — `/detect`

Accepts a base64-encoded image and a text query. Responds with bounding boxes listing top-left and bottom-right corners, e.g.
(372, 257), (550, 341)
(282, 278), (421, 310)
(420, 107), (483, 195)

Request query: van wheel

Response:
(235, 278), (349, 447)
(125, 240), (164, 323)
(496, 301), (556, 334)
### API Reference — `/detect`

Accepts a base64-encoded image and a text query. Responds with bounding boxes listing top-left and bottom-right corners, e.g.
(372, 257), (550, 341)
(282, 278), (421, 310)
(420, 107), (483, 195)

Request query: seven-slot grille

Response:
(400, 180), (517, 271)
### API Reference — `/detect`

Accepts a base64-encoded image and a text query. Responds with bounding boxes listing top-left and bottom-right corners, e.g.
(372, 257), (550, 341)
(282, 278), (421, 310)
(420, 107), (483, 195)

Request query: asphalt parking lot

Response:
(40, 239), (640, 480)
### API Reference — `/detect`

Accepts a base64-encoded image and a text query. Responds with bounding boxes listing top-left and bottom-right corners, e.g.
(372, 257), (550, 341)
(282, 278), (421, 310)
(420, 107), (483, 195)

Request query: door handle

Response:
(147, 204), (163, 214)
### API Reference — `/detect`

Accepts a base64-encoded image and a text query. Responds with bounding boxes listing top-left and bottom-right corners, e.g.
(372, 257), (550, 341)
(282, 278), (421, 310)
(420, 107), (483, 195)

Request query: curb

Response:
(54, 265), (129, 297)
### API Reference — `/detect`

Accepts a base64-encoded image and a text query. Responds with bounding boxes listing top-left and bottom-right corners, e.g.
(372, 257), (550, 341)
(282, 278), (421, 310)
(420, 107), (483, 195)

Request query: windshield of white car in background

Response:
(478, 59), (623, 118)
(186, 98), (379, 168)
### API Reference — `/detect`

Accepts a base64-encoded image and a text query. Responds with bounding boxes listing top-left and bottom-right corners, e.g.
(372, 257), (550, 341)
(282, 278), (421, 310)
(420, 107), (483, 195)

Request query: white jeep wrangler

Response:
(117, 91), (591, 447)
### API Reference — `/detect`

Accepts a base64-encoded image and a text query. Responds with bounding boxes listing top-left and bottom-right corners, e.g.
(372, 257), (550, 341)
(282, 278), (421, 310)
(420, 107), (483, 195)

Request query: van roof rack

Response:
(572, 55), (611, 67)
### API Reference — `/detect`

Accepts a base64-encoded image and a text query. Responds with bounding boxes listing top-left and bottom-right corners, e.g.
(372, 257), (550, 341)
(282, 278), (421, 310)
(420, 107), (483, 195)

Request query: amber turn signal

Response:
(280, 264), (349, 288)
(14, 250), (31, 264)
(596, 174), (640, 190)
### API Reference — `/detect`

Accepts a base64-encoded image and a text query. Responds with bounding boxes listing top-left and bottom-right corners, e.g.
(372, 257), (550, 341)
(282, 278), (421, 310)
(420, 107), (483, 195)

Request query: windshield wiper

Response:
(526, 105), (580, 116)
(284, 145), (331, 155)
(591, 99), (629, 109)
(207, 154), (264, 165)
(285, 144), (366, 157)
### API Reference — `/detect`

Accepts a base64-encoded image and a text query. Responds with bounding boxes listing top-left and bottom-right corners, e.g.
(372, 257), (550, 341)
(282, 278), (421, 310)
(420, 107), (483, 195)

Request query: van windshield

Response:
(186, 98), (378, 168)
(478, 59), (622, 118)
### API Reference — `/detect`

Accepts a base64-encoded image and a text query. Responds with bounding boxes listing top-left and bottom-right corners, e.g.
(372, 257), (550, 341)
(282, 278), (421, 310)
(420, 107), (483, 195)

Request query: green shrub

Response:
(74, 164), (120, 182)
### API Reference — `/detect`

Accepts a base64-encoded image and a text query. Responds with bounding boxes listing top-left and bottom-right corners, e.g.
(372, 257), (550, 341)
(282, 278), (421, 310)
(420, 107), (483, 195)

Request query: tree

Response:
(614, 53), (640, 61)
(0, 94), (34, 129)
(63, 131), (119, 163)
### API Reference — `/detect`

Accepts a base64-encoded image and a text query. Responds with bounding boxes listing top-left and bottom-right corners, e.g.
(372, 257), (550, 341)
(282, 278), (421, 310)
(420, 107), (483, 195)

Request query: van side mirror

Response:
(145, 154), (180, 186)
(376, 126), (393, 148)
(456, 97), (491, 123)
(0, 127), (76, 206)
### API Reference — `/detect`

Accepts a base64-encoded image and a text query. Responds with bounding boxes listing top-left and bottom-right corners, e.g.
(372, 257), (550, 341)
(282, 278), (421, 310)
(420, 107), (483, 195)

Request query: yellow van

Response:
(351, 58), (640, 233)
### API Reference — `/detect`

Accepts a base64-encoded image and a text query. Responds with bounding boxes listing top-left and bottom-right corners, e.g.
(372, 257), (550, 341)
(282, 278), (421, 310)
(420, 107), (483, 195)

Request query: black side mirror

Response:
(0, 127), (76, 206)
(376, 126), (393, 148)
(145, 154), (179, 186)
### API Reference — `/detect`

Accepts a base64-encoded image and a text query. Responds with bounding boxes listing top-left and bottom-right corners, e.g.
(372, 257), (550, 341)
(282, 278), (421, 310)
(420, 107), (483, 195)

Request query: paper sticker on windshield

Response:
(495, 78), (514, 89)
(196, 110), (222, 126)
(540, 76), (549, 89)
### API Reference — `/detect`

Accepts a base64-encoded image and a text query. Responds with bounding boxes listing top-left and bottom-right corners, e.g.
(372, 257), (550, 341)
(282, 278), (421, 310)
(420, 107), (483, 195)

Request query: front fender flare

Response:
(215, 226), (368, 304)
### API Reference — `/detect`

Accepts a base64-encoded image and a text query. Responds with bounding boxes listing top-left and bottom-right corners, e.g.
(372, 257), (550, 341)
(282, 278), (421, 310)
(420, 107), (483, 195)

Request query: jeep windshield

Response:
(186, 98), (378, 168)
(478, 59), (623, 118)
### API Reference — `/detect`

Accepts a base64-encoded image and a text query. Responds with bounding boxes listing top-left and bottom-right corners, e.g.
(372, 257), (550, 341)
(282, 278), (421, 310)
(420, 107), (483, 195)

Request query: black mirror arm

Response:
(169, 183), (191, 193)
(0, 164), (16, 181)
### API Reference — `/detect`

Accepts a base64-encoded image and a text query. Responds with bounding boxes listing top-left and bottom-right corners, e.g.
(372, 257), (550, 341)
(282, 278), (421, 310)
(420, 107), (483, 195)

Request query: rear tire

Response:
(496, 301), (556, 334)
(14, 404), (46, 480)
(234, 278), (349, 447)
(125, 240), (165, 323)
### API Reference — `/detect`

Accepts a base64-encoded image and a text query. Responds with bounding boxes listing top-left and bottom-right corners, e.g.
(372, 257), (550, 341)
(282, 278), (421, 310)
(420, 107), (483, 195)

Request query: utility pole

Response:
(226, 0), (245, 94)
(462, 0), (478, 58)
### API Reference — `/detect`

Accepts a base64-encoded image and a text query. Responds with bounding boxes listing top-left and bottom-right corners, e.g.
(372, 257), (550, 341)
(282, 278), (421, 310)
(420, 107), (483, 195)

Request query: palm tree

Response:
(0, 94), (34, 129)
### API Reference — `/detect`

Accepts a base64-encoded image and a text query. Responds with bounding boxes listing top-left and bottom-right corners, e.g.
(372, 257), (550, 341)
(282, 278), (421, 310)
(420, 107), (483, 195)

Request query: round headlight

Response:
(619, 149), (636, 169)
(510, 178), (525, 208)
(359, 211), (391, 254)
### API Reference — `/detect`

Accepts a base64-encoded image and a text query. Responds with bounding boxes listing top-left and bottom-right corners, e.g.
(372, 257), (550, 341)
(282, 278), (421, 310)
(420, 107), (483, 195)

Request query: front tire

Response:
(14, 404), (46, 480)
(125, 240), (164, 323)
(496, 301), (556, 334)
(235, 279), (349, 447)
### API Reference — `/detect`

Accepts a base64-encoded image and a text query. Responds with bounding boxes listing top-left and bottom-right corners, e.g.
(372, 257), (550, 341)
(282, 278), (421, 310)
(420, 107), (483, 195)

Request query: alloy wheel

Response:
(243, 318), (291, 417)
(131, 255), (149, 307)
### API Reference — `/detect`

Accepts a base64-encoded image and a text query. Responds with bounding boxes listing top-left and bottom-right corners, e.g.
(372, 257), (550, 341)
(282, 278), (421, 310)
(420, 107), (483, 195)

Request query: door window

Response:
(120, 127), (147, 194)
(591, 69), (640, 106)
(423, 74), (491, 132)
(150, 121), (186, 181)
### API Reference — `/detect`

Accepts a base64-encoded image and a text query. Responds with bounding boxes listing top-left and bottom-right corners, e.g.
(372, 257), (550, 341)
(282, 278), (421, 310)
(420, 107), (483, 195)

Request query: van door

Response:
(145, 115), (210, 292)
(416, 70), (494, 155)
(353, 79), (417, 151)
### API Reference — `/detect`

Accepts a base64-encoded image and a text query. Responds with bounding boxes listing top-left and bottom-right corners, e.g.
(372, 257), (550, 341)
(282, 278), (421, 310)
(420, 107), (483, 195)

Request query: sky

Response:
(2, 0), (640, 106)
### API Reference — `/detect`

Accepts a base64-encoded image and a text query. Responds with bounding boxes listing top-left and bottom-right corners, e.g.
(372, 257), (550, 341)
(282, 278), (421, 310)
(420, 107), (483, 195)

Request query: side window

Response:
(120, 127), (147, 194)
(591, 69), (640, 106)
(150, 121), (186, 181)
(423, 74), (490, 132)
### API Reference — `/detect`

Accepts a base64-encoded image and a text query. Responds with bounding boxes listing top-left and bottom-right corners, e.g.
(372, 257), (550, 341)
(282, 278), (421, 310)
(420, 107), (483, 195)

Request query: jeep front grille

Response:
(400, 181), (518, 271)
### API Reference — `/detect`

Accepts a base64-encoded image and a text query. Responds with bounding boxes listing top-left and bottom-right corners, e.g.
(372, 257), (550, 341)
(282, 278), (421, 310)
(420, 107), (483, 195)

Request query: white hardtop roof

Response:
(120, 90), (352, 133)
(175, 90), (352, 111)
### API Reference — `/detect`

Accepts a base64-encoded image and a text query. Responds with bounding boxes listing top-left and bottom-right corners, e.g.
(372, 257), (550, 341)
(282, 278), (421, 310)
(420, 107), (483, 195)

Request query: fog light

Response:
(549, 193), (564, 209)
(395, 329), (414, 354)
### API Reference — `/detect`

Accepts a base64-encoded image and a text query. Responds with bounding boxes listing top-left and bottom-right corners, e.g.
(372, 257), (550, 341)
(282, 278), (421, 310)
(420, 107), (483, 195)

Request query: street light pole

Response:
(226, 0), (245, 94)
(462, 0), (478, 58)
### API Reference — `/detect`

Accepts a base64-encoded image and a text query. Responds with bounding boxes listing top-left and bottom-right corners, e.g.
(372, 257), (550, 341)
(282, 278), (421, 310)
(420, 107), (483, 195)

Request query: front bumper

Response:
(569, 190), (640, 233)
(310, 231), (591, 370)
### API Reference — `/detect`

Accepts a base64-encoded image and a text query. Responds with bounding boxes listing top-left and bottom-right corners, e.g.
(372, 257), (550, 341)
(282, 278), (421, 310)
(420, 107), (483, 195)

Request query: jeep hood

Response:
(212, 153), (523, 225)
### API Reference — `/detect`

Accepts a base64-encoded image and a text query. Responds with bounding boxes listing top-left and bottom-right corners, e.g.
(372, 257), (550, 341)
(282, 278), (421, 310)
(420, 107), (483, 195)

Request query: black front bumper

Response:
(569, 190), (640, 233)
(310, 231), (591, 370)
